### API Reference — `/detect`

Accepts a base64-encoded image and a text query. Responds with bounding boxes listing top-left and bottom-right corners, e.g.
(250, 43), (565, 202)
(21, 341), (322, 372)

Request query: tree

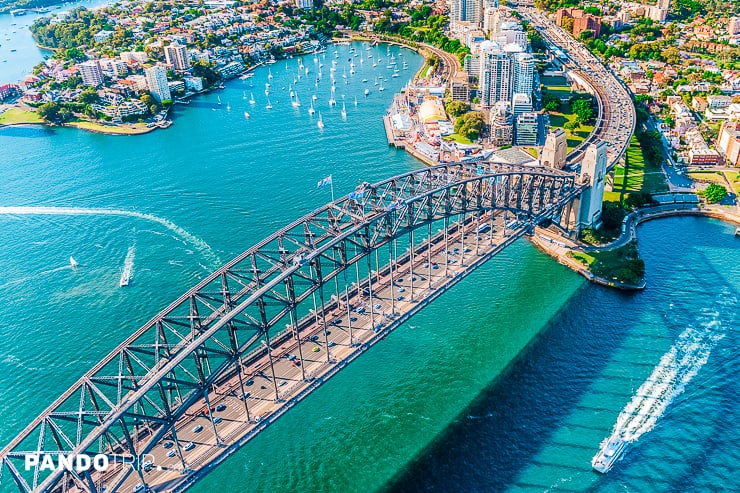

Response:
(703, 184), (727, 203)
(78, 88), (100, 105)
(543, 93), (560, 112)
(600, 201), (626, 231)
(454, 111), (486, 141)
(445, 100), (469, 118)
(564, 120), (580, 130)
(572, 98), (594, 124)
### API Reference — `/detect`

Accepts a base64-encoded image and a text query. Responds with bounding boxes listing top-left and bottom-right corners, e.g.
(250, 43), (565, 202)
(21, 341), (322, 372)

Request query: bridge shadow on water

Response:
(384, 216), (740, 493)
(380, 278), (651, 493)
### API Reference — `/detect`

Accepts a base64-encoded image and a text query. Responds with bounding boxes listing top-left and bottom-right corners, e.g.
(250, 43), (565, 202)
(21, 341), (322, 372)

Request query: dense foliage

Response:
(703, 184), (727, 203)
(30, 7), (135, 53)
(454, 111), (485, 141)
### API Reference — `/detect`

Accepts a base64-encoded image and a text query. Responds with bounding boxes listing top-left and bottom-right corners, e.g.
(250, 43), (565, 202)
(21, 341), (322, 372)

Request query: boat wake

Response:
(0, 206), (221, 267)
(594, 294), (735, 471)
(120, 245), (135, 287)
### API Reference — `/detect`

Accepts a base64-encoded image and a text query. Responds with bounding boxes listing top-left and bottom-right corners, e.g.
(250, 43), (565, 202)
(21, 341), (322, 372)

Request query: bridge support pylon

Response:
(577, 141), (608, 232)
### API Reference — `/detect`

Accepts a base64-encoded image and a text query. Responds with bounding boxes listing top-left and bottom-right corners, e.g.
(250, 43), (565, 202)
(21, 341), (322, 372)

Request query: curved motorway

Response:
(518, 6), (636, 171)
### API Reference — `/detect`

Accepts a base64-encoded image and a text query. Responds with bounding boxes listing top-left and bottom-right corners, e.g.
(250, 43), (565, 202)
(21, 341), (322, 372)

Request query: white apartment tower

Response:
(164, 43), (191, 72)
(145, 65), (171, 102)
(478, 41), (512, 106)
(79, 60), (104, 87)
(450, 0), (482, 26)
(513, 53), (535, 96)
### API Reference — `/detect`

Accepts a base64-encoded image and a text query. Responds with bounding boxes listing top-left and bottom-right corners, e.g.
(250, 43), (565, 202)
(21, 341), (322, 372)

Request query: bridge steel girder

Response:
(0, 163), (582, 493)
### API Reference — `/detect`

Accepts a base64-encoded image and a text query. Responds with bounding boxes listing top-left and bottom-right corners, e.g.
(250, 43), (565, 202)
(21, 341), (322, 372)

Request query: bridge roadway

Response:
(82, 210), (533, 493)
(517, 6), (637, 171)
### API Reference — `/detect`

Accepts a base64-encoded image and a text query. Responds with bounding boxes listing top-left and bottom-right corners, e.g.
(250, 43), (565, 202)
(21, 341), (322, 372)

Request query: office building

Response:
(515, 112), (539, 146)
(164, 43), (191, 72)
(512, 93), (533, 119)
(79, 60), (104, 87)
(145, 65), (171, 102)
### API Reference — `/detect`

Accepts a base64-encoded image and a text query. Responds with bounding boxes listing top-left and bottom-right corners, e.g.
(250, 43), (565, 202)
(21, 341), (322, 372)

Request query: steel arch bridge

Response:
(1, 163), (584, 493)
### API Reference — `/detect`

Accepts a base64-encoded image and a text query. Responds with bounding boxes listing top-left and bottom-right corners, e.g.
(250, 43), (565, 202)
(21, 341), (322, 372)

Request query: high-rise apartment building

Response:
(145, 65), (171, 102)
(79, 60), (104, 87)
(478, 41), (512, 106)
(513, 53), (534, 96)
(450, 0), (482, 26)
(164, 43), (191, 72)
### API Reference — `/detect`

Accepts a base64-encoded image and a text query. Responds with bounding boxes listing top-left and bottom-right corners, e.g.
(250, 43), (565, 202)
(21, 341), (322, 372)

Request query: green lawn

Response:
(547, 108), (594, 152)
(67, 120), (155, 135)
(687, 171), (726, 185)
(0, 108), (43, 125)
(443, 133), (473, 145)
(610, 135), (668, 199)
(726, 171), (740, 195)
(523, 147), (538, 158)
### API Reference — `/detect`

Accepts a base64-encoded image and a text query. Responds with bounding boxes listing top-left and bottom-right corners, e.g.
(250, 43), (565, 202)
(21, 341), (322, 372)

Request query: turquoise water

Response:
(0, 41), (738, 493)
(0, 0), (110, 84)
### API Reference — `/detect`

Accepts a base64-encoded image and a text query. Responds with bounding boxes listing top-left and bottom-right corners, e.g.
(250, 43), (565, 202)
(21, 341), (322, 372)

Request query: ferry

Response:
(592, 436), (627, 473)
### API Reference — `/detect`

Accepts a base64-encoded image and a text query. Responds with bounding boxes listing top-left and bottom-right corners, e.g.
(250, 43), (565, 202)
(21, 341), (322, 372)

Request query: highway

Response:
(518, 6), (637, 171)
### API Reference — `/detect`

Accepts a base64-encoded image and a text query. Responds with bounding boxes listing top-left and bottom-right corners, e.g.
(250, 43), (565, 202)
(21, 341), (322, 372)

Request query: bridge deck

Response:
(86, 211), (527, 493)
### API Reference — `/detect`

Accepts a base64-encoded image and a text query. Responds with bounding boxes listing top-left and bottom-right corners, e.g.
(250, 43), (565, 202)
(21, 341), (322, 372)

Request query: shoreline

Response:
(530, 205), (740, 290)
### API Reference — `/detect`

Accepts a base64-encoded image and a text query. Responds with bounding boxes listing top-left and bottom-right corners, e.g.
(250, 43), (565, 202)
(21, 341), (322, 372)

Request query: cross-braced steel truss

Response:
(0, 163), (583, 493)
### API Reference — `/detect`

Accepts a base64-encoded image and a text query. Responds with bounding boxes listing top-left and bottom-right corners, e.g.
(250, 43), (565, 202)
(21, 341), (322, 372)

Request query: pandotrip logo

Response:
(24, 453), (156, 473)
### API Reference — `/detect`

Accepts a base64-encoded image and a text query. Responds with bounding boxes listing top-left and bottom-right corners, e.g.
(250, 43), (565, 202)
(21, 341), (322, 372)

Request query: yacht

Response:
(244, 111), (251, 119)
(242, 91), (246, 100)
(317, 112), (325, 129)
(341, 102), (347, 119)
(266, 96), (273, 109)
(69, 256), (78, 268)
(592, 436), (627, 474)
(354, 96), (358, 107)
(364, 88), (370, 96)
(308, 99), (316, 115)
(268, 68), (273, 80)
(292, 93), (301, 107)
(249, 93), (256, 105)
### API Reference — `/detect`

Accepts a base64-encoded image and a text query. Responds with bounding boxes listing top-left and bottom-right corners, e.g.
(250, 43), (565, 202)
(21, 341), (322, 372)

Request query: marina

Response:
(0, 37), (738, 493)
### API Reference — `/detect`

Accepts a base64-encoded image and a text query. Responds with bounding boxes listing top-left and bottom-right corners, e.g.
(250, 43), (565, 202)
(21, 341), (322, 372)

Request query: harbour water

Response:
(0, 42), (738, 493)
(0, 0), (111, 84)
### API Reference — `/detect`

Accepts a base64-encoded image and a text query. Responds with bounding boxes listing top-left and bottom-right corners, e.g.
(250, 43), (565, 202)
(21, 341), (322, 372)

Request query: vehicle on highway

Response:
(216, 404), (226, 412)
(184, 442), (195, 451)
(192, 425), (204, 433)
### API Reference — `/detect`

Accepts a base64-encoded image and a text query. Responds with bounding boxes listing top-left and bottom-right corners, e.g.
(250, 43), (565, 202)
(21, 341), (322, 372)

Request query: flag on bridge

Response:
(317, 175), (333, 188)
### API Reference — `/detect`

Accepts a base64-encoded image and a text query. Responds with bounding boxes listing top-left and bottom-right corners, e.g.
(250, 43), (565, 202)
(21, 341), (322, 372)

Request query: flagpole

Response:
(330, 175), (335, 203)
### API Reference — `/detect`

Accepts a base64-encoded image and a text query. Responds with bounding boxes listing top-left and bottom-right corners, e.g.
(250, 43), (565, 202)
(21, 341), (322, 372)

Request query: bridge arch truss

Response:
(1, 163), (582, 493)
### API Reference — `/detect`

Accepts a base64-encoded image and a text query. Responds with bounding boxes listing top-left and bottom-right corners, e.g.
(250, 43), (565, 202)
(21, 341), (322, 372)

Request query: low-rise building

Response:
(515, 112), (538, 146)
(688, 148), (721, 165)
